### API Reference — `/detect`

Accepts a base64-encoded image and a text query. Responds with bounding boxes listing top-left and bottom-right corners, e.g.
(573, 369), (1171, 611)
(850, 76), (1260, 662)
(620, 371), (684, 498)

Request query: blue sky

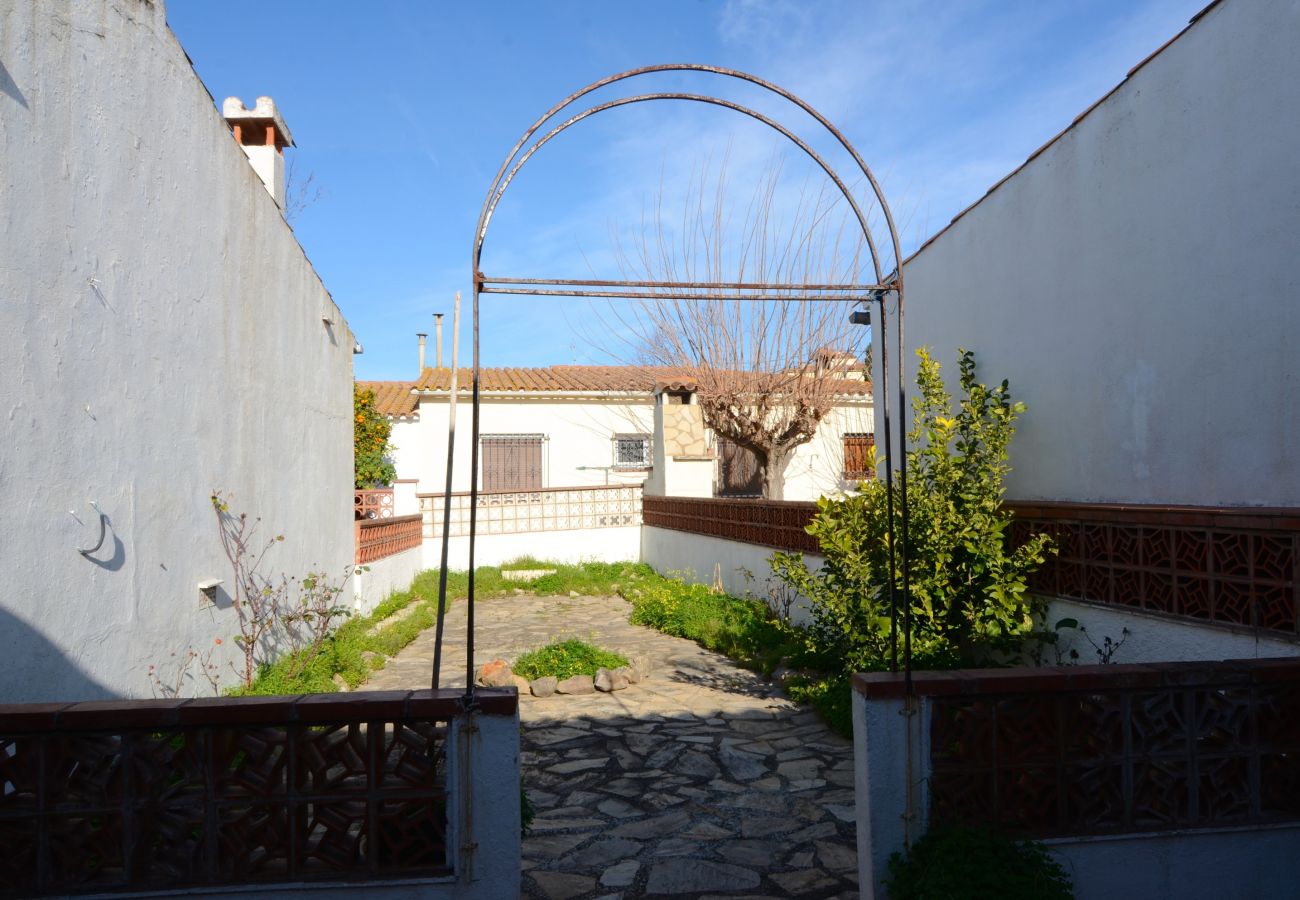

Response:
(167, 0), (1207, 380)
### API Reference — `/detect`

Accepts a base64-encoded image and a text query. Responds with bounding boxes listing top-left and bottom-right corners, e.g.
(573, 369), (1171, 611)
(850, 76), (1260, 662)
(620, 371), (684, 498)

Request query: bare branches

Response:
(210, 491), (354, 688)
(605, 156), (868, 497)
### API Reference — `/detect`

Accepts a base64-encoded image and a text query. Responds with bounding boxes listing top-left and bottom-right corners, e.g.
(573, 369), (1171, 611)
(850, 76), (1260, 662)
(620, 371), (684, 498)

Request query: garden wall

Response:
(892, 0), (1300, 509)
(425, 526), (642, 571)
(353, 545), (426, 616)
(0, 2), (355, 702)
(640, 496), (824, 625)
(852, 659), (1300, 900)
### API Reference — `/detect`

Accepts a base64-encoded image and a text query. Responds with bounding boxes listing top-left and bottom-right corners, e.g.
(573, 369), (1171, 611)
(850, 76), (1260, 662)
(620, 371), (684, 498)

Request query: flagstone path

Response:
(365, 593), (859, 899)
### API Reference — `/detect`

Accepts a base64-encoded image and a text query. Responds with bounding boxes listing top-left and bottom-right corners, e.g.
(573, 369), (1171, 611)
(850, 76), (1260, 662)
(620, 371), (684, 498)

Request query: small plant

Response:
(1028, 618), (1132, 666)
(211, 492), (355, 689)
(148, 641), (222, 698)
(885, 825), (1073, 900)
(512, 639), (629, 681)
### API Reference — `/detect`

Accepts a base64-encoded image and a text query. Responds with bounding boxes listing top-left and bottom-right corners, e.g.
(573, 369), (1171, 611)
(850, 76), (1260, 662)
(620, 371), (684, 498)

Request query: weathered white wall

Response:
(423, 526), (642, 571)
(391, 395), (655, 494)
(782, 401), (875, 500)
(394, 394), (872, 503)
(1043, 597), (1300, 665)
(892, 0), (1300, 506)
(640, 525), (824, 626)
(353, 549), (426, 617)
(1048, 825), (1300, 900)
(0, 0), (355, 701)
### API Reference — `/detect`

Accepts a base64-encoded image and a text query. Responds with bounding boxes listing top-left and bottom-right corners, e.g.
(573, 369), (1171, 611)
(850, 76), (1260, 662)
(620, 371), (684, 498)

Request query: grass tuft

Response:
(512, 639), (629, 681)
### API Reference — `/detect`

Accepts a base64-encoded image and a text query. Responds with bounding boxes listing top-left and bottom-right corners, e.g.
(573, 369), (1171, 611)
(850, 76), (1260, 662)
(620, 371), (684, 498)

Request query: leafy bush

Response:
(784, 674), (853, 738)
(354, 385), (396, 488)
(512, 640), (629, 681)
(885, 825), (1073, 900)
(626, 575), (801, 675)
(772, 348), (1054, 673)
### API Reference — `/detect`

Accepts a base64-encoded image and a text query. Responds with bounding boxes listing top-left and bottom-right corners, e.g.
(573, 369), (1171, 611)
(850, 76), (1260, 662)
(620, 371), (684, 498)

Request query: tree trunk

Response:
(761, 448), (788, 500)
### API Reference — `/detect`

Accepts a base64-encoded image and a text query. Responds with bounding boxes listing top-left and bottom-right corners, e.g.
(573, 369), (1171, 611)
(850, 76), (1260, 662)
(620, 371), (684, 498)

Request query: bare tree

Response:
(284, 154), (323, 225)
(602, 160), (869, 499)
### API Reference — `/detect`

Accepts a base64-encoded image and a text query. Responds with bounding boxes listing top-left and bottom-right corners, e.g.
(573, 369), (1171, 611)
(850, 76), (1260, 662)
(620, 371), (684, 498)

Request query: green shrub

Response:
(772, 348), (1054, 674)
(512, 639), (629, 681)
(785, 674), (853, 738)
(885, 825), (1073, 900)
(626, 575), (801, 675)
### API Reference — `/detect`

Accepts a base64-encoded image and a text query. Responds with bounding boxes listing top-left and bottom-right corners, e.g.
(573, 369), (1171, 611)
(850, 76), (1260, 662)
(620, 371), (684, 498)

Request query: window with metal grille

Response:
(481, 434), (544, 491)
(613, 434), (651, 469)
(843, 432), (876, 480)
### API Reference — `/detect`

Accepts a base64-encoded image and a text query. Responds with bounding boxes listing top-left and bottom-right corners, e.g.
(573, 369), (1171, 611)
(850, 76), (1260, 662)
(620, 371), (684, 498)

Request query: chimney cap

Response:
(222, 96), (294, 148)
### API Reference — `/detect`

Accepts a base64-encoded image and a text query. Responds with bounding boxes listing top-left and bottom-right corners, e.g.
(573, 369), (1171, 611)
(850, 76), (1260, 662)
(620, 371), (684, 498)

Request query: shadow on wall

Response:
(0, 606), (115, 703)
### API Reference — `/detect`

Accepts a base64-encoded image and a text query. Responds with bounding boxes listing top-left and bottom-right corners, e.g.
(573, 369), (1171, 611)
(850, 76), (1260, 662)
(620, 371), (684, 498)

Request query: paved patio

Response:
(365, 593), (859, 899)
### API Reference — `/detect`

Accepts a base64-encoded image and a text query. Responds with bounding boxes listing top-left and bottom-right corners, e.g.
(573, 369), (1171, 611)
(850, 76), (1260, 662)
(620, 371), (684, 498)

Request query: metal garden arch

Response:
(433, 64), (913, 701)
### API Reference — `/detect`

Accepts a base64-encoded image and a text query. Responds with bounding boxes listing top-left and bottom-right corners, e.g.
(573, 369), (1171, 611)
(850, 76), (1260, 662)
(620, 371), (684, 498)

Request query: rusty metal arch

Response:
(434, 64), (914, 703)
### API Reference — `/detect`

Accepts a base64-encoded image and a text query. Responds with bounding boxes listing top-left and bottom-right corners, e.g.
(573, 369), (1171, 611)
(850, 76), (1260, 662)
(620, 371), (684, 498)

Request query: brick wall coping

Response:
(0, 687), (518, 733)
(1005, 500), (1300, 530)
(852, 657), (1300, 700)
(357, 513), (424, 528)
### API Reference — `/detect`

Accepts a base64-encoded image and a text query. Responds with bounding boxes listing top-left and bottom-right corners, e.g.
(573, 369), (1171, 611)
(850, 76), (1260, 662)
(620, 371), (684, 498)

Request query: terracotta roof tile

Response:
(412, 365), (871, 396)
(358, 381), (419, 419)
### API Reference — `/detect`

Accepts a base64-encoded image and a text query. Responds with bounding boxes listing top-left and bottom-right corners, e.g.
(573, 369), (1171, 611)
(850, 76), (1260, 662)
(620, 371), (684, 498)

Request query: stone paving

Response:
(365, 592), (859, 899)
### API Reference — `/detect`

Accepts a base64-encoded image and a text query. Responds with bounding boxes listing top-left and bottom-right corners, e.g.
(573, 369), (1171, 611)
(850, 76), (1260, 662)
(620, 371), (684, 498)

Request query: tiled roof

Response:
(358, 381), (420, 419)
(412, 365), (872, 396)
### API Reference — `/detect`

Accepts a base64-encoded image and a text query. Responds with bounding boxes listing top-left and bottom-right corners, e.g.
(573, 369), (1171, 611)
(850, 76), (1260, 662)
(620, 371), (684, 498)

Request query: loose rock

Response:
(555, 674), (595, 695)
(512, 674), (531, 693)
(595, 667), (630, 692)
(331, 674), (350, 692)
(530, 676), (558, 698)
(477, 659), (516, 688)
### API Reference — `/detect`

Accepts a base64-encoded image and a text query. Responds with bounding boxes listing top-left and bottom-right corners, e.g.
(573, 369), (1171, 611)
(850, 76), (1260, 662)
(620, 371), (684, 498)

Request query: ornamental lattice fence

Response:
(0, 690), (518, 896)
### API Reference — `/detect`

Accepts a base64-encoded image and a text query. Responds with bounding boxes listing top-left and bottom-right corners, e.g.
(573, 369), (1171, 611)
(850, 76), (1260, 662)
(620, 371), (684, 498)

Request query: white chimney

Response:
(433, 313), (445, 368)
(222, 96), (294, 208)
(417, 332), (427, 373)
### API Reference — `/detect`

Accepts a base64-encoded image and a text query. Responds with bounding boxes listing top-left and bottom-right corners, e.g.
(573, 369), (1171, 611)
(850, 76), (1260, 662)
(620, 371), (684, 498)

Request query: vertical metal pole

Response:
(466, 283), (481, 702)
(432, 295), (461, 690)
(896, 287), (912, 693)
(874, 293), (900, 673)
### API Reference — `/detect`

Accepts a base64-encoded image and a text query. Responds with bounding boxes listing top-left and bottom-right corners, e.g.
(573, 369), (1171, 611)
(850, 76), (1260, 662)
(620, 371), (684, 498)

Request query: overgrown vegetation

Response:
(885, 825), (1073, 900)
(237, 560), (651, 695)
(626, 575), (808, 675)
(771, 348), (1054, 674)
(512, 640), (629, 681)
(354, 385), (396, 488)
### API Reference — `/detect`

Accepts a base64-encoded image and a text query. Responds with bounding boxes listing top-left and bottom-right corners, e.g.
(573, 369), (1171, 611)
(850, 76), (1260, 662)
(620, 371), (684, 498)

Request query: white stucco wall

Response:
(780, 401), (875, 501)
(890, 0), (1300, 506)
(353, 548), (426, 616)
(423, 526), (642, 571)
(640, 525), (824, 627)
(393, 393), (871, 503)
(391, 395), (655, 495)
(0, 0), (355, 701)
(1043, 597), (1299, 665)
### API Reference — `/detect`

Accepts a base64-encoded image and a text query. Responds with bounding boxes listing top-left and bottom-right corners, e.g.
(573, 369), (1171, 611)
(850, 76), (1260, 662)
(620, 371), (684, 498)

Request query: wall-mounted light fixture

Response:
(198, 578), (223, 603)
